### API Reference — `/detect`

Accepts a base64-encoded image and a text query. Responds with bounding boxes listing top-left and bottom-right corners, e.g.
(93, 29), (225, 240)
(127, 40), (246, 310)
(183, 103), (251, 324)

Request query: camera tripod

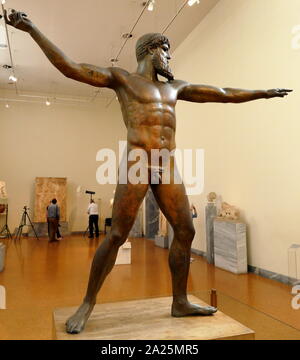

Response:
(0, 204), (13, 240)
(14, 206), (39, 241)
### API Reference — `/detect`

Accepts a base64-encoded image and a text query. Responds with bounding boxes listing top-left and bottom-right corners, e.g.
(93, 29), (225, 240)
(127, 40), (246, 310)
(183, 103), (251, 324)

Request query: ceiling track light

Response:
(45, 99), (51, 106)
(122, 33), (133, 39)
(8, 75), (17, 82)
(5, 104), (9, 108)
(148, 0), (155, 11)
(188, 0), (200, 6)
(143, 0), (155, 11)
(110, 58), (119, 67)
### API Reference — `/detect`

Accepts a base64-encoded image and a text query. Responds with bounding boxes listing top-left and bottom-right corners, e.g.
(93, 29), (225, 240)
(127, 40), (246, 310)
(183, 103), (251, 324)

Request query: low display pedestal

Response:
(52, 295), (255, 340)
(155, 234), (168, 248)
(115, 241), (131, 265)
(214, 218), (247, 274)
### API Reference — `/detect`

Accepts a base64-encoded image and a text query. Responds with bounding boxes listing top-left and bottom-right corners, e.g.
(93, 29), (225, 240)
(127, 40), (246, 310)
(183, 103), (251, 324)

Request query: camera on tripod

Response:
(14, 205), (39, 241)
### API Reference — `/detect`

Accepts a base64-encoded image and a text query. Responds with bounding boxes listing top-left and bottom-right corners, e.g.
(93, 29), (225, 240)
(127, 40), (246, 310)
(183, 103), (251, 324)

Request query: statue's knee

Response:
(109, 230), (126, 247)
(174, 225), (195, 243)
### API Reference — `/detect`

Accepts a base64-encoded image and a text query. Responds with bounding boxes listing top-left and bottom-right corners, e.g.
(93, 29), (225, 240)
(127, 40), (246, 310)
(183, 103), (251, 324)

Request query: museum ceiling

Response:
(0, 0), (219, 105)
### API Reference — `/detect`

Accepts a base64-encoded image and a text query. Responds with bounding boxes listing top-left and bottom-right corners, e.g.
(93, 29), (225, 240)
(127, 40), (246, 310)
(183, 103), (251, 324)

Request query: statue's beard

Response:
(152, 52), (174, 81)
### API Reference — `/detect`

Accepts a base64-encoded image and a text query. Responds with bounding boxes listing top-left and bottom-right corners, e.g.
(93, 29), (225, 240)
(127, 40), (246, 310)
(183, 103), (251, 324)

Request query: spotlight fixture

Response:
(147, 0), (155, 11)
(45, 99), (51, 106)
(188, 0), (200, 6)
(110, 58), (119, 66)
(8, 75), (17, 82)
(122, 33), (133, 39)
(5, 104), (9, 108)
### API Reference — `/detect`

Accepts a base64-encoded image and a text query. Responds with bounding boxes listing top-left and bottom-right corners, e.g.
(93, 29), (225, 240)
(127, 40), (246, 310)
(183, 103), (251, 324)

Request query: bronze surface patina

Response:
(5, 9), (292, 334)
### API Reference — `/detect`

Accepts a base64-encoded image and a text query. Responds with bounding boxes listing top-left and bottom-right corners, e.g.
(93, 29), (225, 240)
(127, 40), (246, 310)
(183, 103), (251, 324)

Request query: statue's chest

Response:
(125, 78), (177, 103)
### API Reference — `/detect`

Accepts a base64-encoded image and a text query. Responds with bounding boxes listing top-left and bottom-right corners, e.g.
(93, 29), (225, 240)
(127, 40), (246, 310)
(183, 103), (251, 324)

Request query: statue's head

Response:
(136, 33), (174, 81)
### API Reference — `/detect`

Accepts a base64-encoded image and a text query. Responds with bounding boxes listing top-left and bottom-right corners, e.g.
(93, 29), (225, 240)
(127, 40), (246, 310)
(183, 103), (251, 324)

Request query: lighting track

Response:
(1, 0), (193, 107)
(106, 0), (190, 108)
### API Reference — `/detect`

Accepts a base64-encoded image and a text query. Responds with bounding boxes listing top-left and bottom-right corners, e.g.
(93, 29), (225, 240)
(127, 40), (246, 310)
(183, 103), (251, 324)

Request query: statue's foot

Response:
(65, 302), (94, 334)
(171, 300), (217, 317)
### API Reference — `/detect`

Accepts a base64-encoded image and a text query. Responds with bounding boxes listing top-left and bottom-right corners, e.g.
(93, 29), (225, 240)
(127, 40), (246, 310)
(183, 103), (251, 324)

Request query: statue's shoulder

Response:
(108, 67), (130, 85)
(109, 67), (130, 77)
(169, 79), (189, 90)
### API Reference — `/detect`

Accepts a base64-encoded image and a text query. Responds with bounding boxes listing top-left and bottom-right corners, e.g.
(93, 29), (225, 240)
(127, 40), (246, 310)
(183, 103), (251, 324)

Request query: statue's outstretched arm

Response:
(4, 9), (114, 88)
(177, 82), (292, 103)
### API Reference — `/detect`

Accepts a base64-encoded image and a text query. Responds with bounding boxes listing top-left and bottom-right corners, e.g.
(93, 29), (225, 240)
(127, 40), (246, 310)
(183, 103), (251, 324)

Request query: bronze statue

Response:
(5, 9), (292, 334)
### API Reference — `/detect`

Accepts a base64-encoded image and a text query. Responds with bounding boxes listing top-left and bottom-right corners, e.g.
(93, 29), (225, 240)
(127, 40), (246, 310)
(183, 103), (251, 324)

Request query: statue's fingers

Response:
(4, 9), (12, 25)
(16, 12), (23, 22)
(8, 11), (17, 23)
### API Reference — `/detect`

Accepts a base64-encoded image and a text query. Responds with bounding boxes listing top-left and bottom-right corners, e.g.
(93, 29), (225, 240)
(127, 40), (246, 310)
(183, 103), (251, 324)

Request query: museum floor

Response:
(0, 235), (299, 340)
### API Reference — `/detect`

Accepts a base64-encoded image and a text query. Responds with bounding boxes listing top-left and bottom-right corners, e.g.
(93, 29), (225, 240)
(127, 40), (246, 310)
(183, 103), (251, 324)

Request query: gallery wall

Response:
(172, 0), (300, 276)
(0, 96), (126, 232)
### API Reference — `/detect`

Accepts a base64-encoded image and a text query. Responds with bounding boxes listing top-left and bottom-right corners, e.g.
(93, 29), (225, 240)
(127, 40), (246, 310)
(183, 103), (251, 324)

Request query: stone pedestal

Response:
(155, 235), (168, 249)
(115, 241), (131, 265)
(288, 244), (300, 284)
(205, 203), (217, 264)
(214, 218), (247, 274)
(52, 295), (255, 340)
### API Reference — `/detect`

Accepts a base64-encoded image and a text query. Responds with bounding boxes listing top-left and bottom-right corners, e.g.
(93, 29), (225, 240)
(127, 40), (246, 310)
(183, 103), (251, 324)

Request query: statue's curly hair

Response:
(136, 33), (170, 62)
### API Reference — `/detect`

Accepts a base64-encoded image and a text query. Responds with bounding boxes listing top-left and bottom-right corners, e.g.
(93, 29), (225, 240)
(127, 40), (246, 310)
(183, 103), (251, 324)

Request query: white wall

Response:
(172, 0), (300, 276)
(0, 97), (126, 232)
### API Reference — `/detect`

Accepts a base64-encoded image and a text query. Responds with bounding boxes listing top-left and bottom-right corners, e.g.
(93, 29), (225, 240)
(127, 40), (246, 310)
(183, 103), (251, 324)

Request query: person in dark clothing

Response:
(47, 200), (63, 240)
(47, 199), (60, 242)
(87, 200), (99, 238)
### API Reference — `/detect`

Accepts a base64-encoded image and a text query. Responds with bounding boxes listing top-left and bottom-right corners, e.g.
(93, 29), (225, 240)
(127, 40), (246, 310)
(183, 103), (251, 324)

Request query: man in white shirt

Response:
(87, 200), (99, 238)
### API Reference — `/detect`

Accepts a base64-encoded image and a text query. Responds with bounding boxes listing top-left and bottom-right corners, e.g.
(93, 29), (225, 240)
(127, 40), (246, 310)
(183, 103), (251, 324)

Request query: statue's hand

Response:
(4, 9), (33, 33)
(266, 88), (293, 98)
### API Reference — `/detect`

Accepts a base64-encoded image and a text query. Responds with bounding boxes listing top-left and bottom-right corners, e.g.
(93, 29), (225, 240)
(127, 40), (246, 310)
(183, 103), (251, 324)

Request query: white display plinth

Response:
(115, 240), (131, 265)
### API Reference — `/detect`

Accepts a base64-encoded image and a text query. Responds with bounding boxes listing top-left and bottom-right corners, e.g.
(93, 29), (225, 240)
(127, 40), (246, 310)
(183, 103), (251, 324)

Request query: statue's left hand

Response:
(266, 88), (293, 98)
(4, 9), (33, 33)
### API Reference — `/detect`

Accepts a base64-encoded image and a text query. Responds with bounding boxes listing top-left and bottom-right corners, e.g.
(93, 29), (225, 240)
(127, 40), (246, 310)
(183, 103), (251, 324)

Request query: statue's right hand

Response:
(4, 9), (33, 32)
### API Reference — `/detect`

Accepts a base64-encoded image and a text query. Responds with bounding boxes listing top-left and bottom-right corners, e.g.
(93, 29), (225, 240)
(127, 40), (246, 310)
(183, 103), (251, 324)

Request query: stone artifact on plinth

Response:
(0, 182), (12, 241)
(205, 192), (217, 264)
(5, 7), (291, 334)
(30, 177), (69, 237)
(214, 202), (247, 274)
(0, 181), (7, 199)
